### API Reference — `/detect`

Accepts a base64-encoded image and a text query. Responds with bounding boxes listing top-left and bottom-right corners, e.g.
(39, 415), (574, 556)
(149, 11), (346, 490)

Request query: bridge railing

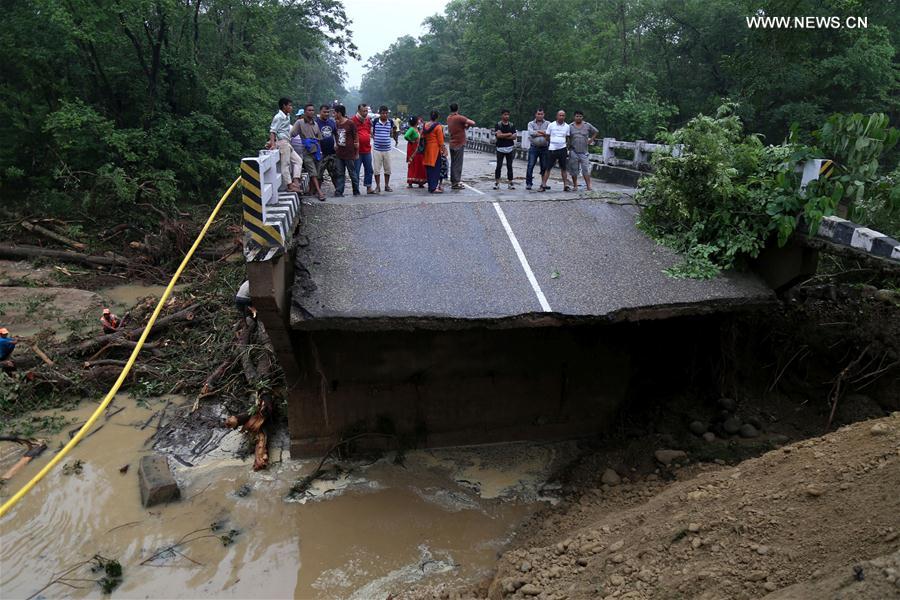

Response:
(463, 127), (682, 171)
(240, 149), (304, 249)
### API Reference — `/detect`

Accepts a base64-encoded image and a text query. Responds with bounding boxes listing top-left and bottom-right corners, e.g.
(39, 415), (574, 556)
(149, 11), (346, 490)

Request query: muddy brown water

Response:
(100, 283), (185, 313)
(0, 280), (183, 341)
(0, 396), (569, 599)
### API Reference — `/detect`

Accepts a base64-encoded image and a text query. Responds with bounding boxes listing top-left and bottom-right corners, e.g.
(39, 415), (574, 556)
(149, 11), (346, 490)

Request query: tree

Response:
(357, 0), (898, 143)
(0, 0), (358, 214)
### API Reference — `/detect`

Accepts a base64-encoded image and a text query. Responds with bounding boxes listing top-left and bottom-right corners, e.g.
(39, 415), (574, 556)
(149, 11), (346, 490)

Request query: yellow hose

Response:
(0, 177), (241, 519)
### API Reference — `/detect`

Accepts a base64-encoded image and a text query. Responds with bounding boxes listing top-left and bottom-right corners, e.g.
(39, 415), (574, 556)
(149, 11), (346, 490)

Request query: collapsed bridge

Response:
(241, 135), (895, 457)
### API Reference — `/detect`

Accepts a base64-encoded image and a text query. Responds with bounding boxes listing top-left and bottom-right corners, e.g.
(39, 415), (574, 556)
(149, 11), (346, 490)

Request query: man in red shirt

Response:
(351, 104), (375, 194)
(333, 105), (361, 197)
(447, 103), (475, 190)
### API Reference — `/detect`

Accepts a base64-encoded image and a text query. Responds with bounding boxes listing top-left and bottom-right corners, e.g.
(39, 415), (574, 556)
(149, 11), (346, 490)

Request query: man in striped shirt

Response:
(372, 105), (397, 193)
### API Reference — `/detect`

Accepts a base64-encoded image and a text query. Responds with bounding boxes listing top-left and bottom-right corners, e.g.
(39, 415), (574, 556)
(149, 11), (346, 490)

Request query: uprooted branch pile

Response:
(4, 287), (284, 468)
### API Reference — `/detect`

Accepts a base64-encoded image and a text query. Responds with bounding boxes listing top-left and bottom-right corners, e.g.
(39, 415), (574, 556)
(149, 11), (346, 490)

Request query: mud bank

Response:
(407, 414), (900, 600)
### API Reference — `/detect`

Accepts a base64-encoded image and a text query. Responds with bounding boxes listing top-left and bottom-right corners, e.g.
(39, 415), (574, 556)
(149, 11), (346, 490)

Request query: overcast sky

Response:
(342, 0), (449, 88)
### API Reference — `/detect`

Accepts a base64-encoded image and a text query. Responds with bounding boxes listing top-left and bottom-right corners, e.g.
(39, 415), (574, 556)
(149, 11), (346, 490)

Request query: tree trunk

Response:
(0, 243), (129, 268)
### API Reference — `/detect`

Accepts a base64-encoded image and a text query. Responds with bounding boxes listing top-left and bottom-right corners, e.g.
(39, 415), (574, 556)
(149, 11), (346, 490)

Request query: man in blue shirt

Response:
(0, 328), (17, 364)
(371, 105), (397, 193)
(316, 104), (338, 189)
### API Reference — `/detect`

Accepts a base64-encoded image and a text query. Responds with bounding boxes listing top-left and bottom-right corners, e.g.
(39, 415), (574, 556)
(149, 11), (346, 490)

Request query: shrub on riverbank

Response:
(637, 106), (899, 278)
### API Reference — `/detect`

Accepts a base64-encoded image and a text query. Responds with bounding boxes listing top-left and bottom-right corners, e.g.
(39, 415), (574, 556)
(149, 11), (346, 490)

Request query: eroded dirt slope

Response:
(406, 414), (899, 600)
(486, 413), (899, 600)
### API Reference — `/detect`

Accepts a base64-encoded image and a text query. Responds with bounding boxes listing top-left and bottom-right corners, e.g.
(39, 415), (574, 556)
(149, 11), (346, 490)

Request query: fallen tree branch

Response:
(27, 343), (55, 367)
(60, 304), (200, 357)
(826, 343), (873, 431)
(20, 220), (87, 251)
(0, 243), (130, 268)
(238, 318), (259, 384)
(82, 359), (130, 368)
(82, 363), (161, 382)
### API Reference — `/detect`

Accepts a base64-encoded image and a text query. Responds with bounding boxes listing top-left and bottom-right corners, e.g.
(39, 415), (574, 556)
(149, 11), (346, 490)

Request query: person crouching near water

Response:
(100, 308), (122, 334)
(235, 280), (257, 319)
(0, 327), (17, 373)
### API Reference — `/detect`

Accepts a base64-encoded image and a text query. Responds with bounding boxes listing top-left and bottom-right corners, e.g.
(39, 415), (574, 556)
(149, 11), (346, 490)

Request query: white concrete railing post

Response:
(602, 138), (614, 164)
(465, 128), (680, 170)
(632, 140), (646, 169)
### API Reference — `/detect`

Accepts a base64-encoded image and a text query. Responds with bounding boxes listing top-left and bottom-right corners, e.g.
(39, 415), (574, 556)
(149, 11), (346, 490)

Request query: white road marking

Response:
(491, 201), (553, 313)
(389, 167), (548, 311)
(462, 182), (484, 195)
(460, 184), (551, 311)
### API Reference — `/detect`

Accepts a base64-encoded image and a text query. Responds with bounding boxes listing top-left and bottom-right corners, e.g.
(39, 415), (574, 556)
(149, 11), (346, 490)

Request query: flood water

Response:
(100, 283), (185, 313)
(0, 396), (571, 599)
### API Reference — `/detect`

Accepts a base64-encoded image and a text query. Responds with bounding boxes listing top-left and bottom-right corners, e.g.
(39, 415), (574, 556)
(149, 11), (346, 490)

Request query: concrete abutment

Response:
(285, 326), (631, 457)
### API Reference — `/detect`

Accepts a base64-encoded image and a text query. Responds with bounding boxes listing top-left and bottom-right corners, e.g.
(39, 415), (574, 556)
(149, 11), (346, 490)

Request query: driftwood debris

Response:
(61, 304), (200, 357)
(27, 343), (55, 367)
(20, 220), (86, 251)
(4, 303), (201, 400)
(0, 243), (129, 268)
(219, 317), (279, 471)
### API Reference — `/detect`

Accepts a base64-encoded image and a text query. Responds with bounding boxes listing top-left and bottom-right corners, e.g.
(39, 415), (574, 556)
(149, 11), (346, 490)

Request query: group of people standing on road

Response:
(266, 99), (401, 200)
(400, 104), (474, 194)
(267, 98), (599, 199)
(523, 108), (599, 192)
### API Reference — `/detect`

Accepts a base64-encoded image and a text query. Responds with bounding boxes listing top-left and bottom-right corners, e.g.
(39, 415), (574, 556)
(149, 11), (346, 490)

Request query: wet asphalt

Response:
(292, 141), (772, 328)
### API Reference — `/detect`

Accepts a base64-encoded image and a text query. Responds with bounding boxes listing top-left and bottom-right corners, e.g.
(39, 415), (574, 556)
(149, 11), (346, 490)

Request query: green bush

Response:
(638, 106), (899, 278)
(636, 104), (773, 278)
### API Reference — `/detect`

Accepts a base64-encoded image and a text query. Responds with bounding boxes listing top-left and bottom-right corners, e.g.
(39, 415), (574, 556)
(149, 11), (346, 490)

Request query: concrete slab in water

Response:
(138, 454), (180, 507)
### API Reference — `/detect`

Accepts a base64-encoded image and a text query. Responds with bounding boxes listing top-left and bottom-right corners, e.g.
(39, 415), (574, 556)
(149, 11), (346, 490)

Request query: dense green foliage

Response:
(360, 0), (898, 142)
(0, 0), (357, 214)
(638, 108), (899, 278)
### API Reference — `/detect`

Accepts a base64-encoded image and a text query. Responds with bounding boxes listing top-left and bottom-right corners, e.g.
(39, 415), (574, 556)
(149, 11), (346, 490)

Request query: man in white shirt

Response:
(540, 110), (571, 192)
(265, 97), (303, 193)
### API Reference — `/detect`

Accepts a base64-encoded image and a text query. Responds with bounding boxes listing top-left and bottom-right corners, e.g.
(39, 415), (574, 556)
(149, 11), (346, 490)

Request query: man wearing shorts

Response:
(568, 110), (598, 191)
(540, 110), (571, 192)
(371, 105), (397, 193)
(291, 103), (325, 200)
